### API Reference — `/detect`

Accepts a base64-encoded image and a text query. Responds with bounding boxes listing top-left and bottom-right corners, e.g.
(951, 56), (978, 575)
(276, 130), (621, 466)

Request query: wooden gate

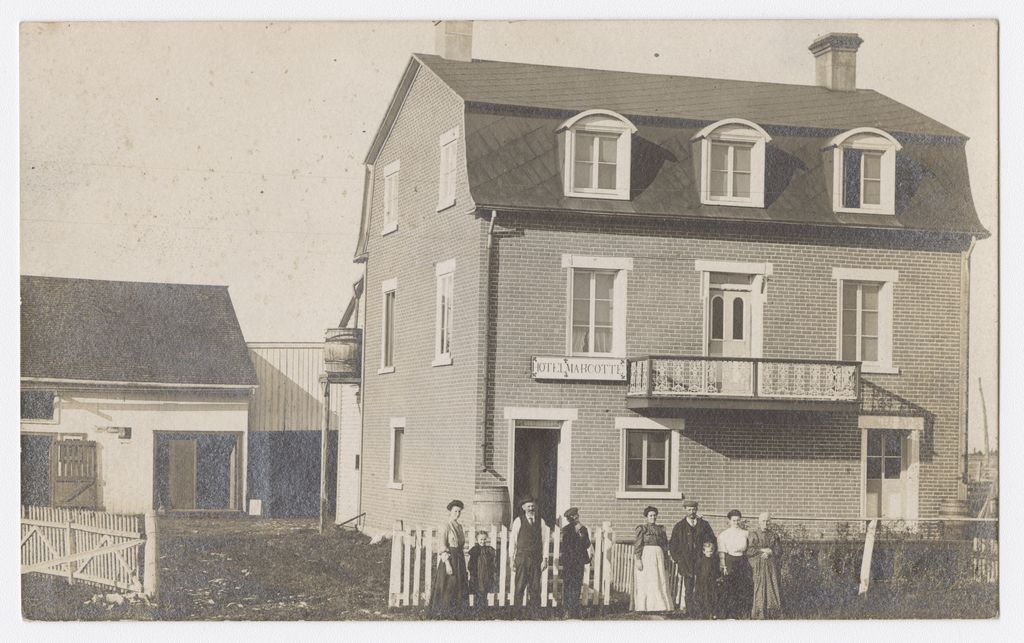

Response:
(21, 505), (147, 593)
(388, 521), (614, 608)
(50, 440), (98, 508)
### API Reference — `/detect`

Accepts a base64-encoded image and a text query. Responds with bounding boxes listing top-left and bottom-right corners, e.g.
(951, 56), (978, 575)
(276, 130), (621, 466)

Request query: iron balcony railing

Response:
(627, 355), (861, 402)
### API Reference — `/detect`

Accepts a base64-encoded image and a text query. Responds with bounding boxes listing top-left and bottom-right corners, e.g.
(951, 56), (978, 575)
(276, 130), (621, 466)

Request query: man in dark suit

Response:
(510, 497), (548, 609)
(559, 507), (592, 618)
(669, 499), (716, 614)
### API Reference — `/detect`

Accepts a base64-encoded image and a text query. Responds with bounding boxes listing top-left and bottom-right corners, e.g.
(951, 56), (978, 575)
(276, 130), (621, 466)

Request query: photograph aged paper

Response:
(19, 20), (998, 621)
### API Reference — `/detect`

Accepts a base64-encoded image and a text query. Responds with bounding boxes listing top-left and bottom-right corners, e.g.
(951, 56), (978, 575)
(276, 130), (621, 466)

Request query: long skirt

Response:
(633, 546), (675, 612)
(430, 549), (468, 617)
(721, 554), (752, 619)
(750, 556), (782, 619)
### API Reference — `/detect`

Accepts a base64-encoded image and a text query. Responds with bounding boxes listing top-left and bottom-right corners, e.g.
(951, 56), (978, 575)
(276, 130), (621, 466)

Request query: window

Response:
(379, 278), (397, 373)
(388, 418), (405, 489)
(625, 430), (670, 491)
(828, 127), (901, 215)
(381, 160), (400, 235)
(558, 109), (636, 200)
(833, 268), (899, 374)
(437, 128), (458, 211)
(21, 391), (57, 423)
(562, 255), (632, 357)
(434, 259), (455, 366)
(693, 119), (770, 208)
(616, 417), (683, 500)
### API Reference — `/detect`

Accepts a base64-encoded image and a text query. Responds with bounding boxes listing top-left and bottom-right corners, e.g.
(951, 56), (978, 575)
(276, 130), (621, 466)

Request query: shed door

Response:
(168, 439), (197, 510)
(50, 439), (98, 508)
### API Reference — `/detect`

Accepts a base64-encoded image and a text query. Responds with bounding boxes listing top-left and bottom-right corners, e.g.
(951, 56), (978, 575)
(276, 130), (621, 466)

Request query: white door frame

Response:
(695, 260), (772, 359)
(858, 415), (922, 522)
(504, 407), (576, 525)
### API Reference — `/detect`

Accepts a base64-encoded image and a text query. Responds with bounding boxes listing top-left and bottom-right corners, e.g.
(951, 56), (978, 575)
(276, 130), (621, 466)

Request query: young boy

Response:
(691, 540), (722, 619)
(467, 530), (497, 608)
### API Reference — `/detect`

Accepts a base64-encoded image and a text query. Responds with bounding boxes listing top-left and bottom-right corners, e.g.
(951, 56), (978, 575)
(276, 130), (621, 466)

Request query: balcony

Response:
(626, 355), (860, 412)
(323, 327), (362, 384)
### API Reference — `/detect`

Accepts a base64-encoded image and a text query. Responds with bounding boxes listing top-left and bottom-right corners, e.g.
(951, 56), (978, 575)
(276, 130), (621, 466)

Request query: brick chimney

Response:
(809, 32), (864, 91)
(434, 21), (473, 62)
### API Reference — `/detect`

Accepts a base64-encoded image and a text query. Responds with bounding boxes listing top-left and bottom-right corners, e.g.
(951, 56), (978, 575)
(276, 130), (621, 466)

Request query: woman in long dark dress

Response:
(746, 512), (783, 619)
(430, 499), (468, 617)
(717, 509), (752, 619)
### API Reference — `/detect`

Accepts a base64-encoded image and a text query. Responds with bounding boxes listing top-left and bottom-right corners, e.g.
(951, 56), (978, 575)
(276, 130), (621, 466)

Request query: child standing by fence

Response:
(467, 530), (497, 608)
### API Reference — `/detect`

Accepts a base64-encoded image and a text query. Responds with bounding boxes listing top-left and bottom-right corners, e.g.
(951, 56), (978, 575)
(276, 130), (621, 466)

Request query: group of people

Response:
(428, 496), (783, 620)
(633, 501), (783, 619)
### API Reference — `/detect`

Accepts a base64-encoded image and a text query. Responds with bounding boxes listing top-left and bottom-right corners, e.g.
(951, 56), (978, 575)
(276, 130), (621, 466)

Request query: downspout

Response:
(959, 235), (978, 497)
(482, 209), (497, 476)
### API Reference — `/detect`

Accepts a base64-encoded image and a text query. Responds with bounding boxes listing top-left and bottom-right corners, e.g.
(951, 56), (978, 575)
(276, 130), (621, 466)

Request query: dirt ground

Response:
(21, 515), (997, 621)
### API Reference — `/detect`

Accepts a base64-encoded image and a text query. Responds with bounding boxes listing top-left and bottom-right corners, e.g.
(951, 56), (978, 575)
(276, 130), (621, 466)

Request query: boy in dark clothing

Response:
(467, 530), (497, 608)
(692, 540), (722, 619)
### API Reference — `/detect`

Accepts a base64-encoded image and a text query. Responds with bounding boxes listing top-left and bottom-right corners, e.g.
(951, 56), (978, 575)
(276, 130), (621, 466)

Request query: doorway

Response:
(865, 429), (909, 518)
(513, 423), (560, 528)
(154, 432), (242, 512)
(707, 272), (754, 394)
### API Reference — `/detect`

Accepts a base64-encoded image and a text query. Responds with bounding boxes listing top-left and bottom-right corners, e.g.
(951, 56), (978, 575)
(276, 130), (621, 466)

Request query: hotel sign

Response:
(531, 356), (628, 381)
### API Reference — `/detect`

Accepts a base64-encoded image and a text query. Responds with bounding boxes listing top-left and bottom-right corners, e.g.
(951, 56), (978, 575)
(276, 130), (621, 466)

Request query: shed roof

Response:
(21, 275), (258, 387)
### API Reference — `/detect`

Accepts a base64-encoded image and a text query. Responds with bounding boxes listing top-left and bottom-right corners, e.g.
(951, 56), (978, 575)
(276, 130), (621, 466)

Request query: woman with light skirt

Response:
(632, 505), (675, 612)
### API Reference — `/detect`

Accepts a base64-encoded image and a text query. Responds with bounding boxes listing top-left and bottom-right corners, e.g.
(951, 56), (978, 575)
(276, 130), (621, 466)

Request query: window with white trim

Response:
(380, 278), (397, 373)
(625, 430), (669, 491)
(693, 119), (771, 209)
(388, 418), (405, 489)
(434, 259), (455, 366)
(562, 255), (632, 357)
(616, 417), (682, 500)
(21, 390), (58, 423)
(828, 128), (901, 215)
(558, 110), (636, 200)
(437, 128), (458, 211)
(833, 268), (898, 374)
(381, 160), (400, 235)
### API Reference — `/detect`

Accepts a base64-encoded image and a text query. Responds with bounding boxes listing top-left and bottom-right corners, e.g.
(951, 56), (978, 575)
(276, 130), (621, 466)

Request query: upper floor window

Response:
(21, 390), (57, 423)
(828, 128), (901, 215)
(558, 110), (636, 201)
(381, 160), (400, 235)
(437, 127), (459, 211)
(562, 254), (632, 357)
(692, 118), (771, 209)
(379, 278), (397, 374)
(832, 267), (899, 374)
(434, 259), (455, 367)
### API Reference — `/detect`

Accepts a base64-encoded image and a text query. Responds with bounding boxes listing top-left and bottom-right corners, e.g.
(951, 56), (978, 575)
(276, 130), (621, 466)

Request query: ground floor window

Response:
(21, 390), (57, 422)
(615, 417), (683, 500)
(154, 432), (242, 512)
(389, 419), (405, 489)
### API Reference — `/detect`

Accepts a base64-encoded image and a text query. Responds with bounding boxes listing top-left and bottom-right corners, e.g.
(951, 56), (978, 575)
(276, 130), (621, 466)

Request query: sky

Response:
(18, 19), (999, 448)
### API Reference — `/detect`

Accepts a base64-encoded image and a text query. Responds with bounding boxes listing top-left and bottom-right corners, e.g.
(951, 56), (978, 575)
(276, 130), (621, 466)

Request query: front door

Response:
(708, 273), (753, 394)
(865, 429), (907, 518)
(168, 439), (197, 510)
(513, 425), (560, 528)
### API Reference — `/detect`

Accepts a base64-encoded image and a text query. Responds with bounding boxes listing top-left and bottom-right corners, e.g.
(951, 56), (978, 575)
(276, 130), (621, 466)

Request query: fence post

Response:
(388, 520), (402, 607)
(65, 520), (75, 585)
(144, 512), (160, 600)
(858, 519), (877, 596)
(601, 522), (612, 606)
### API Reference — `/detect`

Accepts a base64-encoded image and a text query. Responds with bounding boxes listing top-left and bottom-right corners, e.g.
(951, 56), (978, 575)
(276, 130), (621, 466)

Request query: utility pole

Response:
(978, 377), (991, 473)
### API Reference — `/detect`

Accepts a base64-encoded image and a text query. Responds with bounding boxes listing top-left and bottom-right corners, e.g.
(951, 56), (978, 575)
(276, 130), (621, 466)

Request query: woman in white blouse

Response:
(717, 509), (753, 619)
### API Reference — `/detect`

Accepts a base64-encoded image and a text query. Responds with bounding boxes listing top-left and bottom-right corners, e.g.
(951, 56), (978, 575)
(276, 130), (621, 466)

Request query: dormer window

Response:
(692, 118), (771, 209)
(558, 109), (636, 200)
(827, 127), (901, 215)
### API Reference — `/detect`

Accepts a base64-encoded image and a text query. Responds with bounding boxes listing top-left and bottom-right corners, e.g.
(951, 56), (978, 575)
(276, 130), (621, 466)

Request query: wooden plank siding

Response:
(247, 343), (343, 432)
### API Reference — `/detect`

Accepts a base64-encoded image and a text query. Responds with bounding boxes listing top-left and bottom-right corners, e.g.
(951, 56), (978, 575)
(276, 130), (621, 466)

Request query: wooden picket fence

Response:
(388, 520), (615, 608)
(606, 540), (688, 610)
(20, 505), (153, 594)
(972, 537), (998, 583)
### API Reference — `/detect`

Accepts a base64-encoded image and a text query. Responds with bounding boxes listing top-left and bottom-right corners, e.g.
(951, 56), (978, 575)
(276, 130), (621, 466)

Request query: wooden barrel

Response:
(473, 486), (511, 527)
(938, 497), (971, 540)
(323, 328), (362, 375)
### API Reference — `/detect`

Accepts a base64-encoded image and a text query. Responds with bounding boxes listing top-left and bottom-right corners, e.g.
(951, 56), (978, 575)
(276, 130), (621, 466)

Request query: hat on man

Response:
(520, 497), (536, 508)
(683, 499), (699, 508)
(563, 507), (580, 520)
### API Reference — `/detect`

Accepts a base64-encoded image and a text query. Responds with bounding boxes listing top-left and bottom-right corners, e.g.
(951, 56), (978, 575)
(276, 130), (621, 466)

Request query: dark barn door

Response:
(49, 440), (98, 508)
(21, 434), (53, 506)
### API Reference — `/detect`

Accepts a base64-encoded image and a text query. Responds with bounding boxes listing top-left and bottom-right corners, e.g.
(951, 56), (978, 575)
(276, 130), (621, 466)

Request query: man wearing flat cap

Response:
(670, 499), (716, 614)
(510, 497), (548, 609)
(559, 507), (592, 618)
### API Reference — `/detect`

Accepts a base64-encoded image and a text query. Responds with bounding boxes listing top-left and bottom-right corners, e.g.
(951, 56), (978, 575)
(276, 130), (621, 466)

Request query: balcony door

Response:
(708, 273), (753, 394)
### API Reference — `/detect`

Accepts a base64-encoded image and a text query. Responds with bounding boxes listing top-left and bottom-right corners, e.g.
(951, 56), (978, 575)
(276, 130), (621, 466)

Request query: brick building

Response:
(351, 24), (988, 535)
